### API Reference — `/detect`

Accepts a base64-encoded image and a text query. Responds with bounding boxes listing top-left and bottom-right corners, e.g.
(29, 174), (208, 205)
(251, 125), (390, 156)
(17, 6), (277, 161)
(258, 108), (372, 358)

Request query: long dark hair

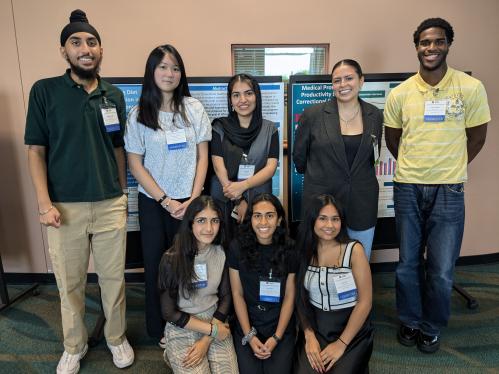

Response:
(236, 193), (293, 277)
(295, 194), (351, 329)
(227, 73), (263, 127)
(137, 44), (191, 130)
(158, 196), (224, 299)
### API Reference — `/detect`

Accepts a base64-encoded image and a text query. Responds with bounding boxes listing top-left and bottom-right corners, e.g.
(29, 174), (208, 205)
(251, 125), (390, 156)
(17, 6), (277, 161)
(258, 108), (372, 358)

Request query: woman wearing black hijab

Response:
(210, 74), (279, 240)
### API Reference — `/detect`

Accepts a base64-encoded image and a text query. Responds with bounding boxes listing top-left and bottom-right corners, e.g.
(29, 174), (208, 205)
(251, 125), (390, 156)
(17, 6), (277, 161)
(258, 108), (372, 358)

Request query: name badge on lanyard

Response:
(332, 272), (357, 300)
(166, 129), (187, 150)
(100, 97), (120, 133)
(371, 134), (380, 165)
(193, 263), (208, 289)
(237, 153), (255, 181)
(259, 269), (281, 303)
(424, 100), (447, 122)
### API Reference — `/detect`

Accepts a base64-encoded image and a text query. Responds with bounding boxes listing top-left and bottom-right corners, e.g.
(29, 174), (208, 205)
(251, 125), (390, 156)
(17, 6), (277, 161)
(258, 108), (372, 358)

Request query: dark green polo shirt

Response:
(24, 70), (126, 202)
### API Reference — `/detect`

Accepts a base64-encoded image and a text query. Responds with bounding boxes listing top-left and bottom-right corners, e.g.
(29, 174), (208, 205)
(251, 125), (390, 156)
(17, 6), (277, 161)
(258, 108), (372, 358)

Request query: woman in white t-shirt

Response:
(124, 44), (211, 346)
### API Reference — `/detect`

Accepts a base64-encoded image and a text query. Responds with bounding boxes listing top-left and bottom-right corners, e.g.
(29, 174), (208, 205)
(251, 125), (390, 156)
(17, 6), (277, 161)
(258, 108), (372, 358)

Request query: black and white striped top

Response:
(304, 241), (358, 311)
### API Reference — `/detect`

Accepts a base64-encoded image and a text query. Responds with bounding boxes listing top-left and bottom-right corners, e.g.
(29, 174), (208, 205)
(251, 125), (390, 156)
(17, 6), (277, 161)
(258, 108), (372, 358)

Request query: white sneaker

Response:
(56, 344), (88, 374)
(107, 337), (134, 368)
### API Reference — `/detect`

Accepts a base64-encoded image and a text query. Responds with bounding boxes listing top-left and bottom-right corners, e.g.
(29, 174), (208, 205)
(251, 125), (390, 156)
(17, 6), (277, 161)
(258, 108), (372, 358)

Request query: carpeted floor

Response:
(1, 263), (498, 373)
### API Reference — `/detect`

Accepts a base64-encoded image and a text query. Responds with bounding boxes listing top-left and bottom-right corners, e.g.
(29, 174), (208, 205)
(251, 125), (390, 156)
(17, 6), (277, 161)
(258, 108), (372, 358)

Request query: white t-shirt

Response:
(125, 97), (211, 199)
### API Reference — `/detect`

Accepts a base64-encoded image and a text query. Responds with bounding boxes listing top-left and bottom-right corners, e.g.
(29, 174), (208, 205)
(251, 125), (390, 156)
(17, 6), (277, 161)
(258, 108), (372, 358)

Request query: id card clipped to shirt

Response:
(166, 129), (187, 150)
(100, 97), (120, 133)
(333, 272), (357, 300)
(193, 263), (208, 289)
(259, 269), (281, 303)
(424, 100), (447, 122)
(237, 153), (255, 181)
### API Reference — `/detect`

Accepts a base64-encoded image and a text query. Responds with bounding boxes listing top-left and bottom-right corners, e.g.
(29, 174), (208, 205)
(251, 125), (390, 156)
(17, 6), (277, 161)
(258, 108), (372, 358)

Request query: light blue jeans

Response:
(347, 226), (375, 260)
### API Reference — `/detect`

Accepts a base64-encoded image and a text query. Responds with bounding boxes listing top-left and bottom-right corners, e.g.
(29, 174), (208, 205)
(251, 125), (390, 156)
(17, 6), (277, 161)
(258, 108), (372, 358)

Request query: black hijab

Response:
(217, 74), (263, 180)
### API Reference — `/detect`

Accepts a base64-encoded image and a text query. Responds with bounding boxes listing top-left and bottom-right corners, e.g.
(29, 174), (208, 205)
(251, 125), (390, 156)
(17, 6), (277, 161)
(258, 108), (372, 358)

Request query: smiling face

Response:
(154, 53), (181, 95)
(314, 204), (341, 243)
(60, 32), (102, 80)
(251, 201), (281, 245)
(192, 207), (220, 250)
(331, 64), (364, 103)
(230, 80), (257, 122)
(416, 27), (449, 72)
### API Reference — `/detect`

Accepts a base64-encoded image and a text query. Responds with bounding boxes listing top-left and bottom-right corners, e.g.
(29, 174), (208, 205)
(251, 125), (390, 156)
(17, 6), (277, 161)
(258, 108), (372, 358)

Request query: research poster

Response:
(289, 76), (408, 222)
(111, 78), (285, 232)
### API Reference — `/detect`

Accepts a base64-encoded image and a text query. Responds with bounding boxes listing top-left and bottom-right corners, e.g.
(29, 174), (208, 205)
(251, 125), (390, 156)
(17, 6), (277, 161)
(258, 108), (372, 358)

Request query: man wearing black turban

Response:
(24, 9), (134, 373)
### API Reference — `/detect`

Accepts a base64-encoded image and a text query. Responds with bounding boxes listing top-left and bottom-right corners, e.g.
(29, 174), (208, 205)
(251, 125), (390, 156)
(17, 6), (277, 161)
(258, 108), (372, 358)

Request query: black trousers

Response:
(233, 329), (295, 374)
(138, 192), (184, 338)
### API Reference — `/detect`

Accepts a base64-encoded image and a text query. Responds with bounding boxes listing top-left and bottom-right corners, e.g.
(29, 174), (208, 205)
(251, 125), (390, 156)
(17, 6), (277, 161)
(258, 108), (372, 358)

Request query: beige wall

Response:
(1, 0), (497, 272)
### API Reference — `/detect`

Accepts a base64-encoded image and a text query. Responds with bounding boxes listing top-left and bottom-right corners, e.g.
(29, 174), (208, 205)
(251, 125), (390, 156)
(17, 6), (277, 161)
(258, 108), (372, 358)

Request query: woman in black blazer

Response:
(293, 59), (383, 260)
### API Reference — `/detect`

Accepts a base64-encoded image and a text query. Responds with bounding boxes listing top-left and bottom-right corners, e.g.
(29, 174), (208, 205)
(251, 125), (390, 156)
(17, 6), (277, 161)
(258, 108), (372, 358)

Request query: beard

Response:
(67, 56), (101, 80)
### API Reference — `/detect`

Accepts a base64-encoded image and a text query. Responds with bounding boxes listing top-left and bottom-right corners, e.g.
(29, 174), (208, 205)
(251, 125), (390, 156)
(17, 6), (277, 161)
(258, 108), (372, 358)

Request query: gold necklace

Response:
(339, 105), (360, 125)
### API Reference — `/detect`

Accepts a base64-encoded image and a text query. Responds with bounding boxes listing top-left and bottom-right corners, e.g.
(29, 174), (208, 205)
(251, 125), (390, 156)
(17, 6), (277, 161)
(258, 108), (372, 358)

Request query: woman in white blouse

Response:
(124, 44), (211, 346)
(294, 194), (373, 373)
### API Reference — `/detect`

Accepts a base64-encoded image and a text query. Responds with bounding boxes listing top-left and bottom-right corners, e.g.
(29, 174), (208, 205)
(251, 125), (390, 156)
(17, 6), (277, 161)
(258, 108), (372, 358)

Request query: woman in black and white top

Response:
(295, 194), (373, 374)
(158, 196), (238, 373)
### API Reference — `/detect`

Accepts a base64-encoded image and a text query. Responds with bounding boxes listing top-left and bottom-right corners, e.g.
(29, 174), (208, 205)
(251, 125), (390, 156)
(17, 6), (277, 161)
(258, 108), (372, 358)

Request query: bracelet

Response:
(39, 205), (54, 216)
(241, 326), (257, 346)
(272, 333), (281, 344)
(209, 323), (218, 338)
(157, 194), (168, 204)
(337, 337), (348, 346)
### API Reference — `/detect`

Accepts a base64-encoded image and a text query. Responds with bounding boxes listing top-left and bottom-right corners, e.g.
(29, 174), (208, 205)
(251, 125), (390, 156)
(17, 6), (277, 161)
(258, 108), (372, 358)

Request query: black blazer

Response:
(293, 98), (383, 230)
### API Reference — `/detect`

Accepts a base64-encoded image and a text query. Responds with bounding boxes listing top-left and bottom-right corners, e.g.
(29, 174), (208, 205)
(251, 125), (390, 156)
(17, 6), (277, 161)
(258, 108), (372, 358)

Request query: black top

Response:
(211, 130), (279, 159)
(342, 134), (362, 170)
(227, 239), (299, 337)
(293, 98), (383, 230)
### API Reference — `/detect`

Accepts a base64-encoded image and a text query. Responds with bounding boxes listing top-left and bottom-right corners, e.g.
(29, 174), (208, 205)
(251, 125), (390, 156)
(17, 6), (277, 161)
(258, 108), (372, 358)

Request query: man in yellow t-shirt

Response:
(384, 17), (490, 354)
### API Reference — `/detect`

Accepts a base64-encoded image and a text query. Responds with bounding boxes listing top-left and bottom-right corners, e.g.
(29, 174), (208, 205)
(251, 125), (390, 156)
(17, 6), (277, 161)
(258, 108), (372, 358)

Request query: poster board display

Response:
(107, 76), (285, 233)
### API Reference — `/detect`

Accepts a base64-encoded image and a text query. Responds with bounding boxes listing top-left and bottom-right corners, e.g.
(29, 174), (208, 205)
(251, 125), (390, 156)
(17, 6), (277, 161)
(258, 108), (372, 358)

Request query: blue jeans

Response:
(347, 226), (375, 260)
(393, 182), (465, 336)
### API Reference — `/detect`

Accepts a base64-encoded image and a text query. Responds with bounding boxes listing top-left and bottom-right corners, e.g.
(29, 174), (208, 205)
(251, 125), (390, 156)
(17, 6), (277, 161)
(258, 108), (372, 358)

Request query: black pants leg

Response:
(234, 329), (295, 374)
(138, 192), (183, 338)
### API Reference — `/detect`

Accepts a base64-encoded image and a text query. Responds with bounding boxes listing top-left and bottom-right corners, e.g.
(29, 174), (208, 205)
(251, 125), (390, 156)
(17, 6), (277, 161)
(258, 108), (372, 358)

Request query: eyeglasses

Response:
(251, 212), (277, 222)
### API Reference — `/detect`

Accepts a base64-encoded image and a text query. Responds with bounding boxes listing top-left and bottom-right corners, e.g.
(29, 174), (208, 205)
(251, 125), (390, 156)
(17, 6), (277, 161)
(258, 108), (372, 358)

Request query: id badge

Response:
(100, 103), (120, 133)
(165, 129), (187, 150)
(259, 276), (281, 303)
(371, 134), (380, 165)
(237, 164), (255, 180)
(193, 263), (208, 289)
(332, 273), (357, 300)
(424, 100), (447, 122)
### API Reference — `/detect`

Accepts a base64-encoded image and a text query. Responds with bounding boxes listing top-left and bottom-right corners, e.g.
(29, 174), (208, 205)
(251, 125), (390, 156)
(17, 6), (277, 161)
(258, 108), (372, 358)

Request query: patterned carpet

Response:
(1, 263), (498, 373)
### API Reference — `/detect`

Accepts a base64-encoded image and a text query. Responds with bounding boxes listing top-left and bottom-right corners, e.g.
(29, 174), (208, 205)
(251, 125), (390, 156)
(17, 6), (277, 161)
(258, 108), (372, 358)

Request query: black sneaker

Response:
(417, 332), (440, 353)
(397, 324), (419, 346)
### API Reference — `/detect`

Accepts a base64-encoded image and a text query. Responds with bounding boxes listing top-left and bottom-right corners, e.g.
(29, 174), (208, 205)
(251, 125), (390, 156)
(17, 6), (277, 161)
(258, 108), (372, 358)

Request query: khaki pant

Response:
(48, 195), (127, 354)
